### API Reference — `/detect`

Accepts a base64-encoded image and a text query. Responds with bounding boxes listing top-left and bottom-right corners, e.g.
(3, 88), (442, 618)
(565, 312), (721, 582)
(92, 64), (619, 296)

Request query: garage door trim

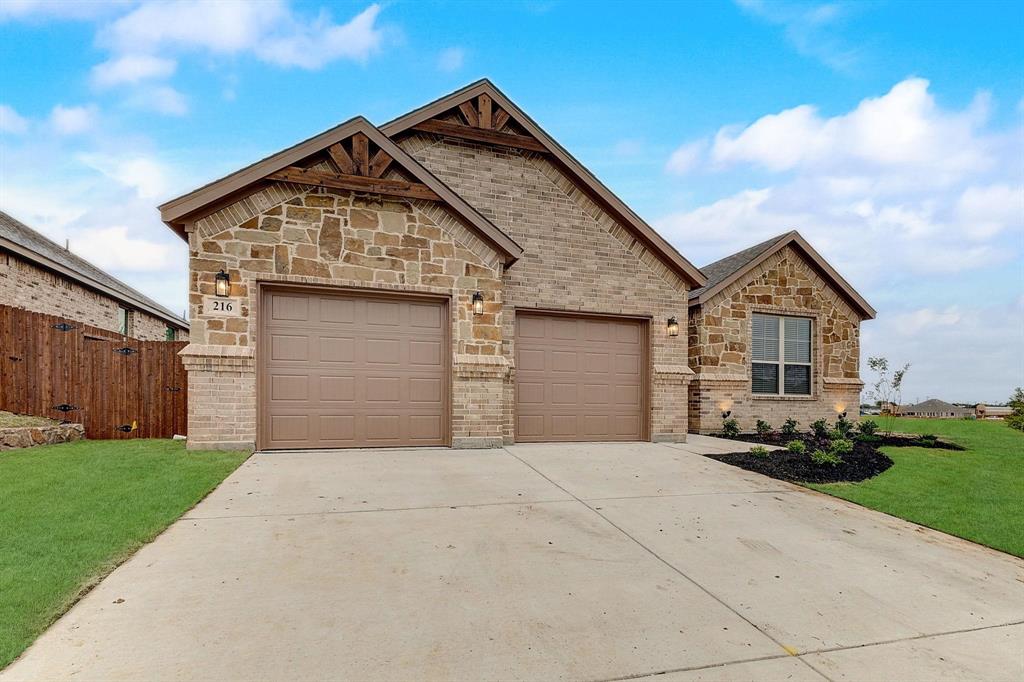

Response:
(513, 308), (650, 443)
(256, 282), (452, 451)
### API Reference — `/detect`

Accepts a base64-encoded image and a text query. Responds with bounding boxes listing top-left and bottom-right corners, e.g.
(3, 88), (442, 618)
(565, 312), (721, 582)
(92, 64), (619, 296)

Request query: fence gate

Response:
(0, 304), (187, 439)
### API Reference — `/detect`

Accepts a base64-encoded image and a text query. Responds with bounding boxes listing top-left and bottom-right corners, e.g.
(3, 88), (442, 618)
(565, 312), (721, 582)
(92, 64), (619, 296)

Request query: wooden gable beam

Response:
(351, 133), (370, 175)
(478, 94), (492, 129)
(458, 101), (479, 127)
(491, 107), (510, 131)
(411, 119), (549, 153)
(368, 149), (393, 178)
(327, 143), (356, 175)
(268, 166), (441, 202)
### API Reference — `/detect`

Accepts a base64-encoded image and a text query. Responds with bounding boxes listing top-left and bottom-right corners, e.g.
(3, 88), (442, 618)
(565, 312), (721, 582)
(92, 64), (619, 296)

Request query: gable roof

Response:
(159, 117), (523, 264)
(0, 211), (189, 329)
(902, 399), (967, 413)
(688, 230), (876, 320)
(381, 79), (707, 288)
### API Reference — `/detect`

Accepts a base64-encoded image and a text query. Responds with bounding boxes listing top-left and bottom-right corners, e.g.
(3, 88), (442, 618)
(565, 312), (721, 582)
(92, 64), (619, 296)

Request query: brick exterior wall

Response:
(184, 184), (507, 450)
(398, 133), (693, 443)
(0, 250), (187, 341)
(687, 245), (864, 434)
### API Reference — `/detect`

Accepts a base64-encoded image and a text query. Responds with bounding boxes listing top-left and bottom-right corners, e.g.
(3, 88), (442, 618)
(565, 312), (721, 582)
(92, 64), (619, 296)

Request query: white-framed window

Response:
(117, 306), (131, 336)
(752, 313), (812, 395)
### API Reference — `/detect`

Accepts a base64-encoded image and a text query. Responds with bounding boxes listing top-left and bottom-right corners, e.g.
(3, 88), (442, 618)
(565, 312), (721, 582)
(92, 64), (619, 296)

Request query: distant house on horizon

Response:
(975, 404), (1012, 420)
(899, 398), (972, 419)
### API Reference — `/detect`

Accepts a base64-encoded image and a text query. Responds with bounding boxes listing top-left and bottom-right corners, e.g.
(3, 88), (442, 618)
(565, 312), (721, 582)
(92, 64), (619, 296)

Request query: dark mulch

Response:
(705, 439), (893, 484)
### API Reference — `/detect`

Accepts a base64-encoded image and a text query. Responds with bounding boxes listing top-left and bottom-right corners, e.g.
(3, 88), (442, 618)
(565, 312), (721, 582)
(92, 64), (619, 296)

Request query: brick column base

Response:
(452, 355), (508, 449)
(179, 344), (256, 452)
(651, 364), (694, 443)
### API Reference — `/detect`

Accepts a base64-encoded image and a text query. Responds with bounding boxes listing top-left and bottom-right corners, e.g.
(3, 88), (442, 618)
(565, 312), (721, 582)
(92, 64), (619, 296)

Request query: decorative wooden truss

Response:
(267, 132), (442, 202)
(409, 94), (548, 153)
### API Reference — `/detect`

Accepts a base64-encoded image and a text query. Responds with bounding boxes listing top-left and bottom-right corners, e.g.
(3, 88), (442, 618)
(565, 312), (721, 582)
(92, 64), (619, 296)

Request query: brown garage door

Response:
(259, 288), (448, 450)
(515, 313), (646, 442)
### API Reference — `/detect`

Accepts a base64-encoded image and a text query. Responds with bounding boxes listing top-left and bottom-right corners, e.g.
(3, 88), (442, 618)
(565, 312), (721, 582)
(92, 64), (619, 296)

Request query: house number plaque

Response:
(203, 295), (242, 317)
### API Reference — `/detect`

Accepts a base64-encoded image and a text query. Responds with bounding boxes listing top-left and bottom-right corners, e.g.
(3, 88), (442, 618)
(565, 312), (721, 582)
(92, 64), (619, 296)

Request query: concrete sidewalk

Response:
(4, 439), (1022, 681)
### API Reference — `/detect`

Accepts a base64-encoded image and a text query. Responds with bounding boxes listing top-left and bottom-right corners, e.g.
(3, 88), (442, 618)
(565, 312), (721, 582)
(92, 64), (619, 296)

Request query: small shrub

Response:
(827, 429), (844, 441)
(787, 439), (806, 454)
(750, 445), (770, 458)
(830, 439), (854, 456)
(858, 434), (881, 445)
(721, 418), (740, 439)
(834, 414), (855, 437)
(755, 420), (773, 439)
(810, 418), (830, 439)
(780, 418), (799, 437)
(917, 434), (939, 447)
(1006, 387), (1024, 432)
(810, 449), (841, 466)
(856, 420), (879, 437)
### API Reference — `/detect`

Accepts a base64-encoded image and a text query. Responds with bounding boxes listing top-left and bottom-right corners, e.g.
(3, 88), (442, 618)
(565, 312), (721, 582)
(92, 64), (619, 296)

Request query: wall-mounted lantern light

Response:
(472, 291), (484, 315)
(667, 316), (679, 337)
(215, 269), (231, 298)
(721, 410), (732, 420)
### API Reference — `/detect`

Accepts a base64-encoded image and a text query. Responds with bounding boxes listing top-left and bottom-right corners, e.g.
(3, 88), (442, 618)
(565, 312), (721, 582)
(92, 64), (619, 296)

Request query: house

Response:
(159, 80), (870, 451)
(900, 399), (972, 418)
(687, 231), (875, 433)
(0, 211), (189, 340)
(975, 404), (1012, 419)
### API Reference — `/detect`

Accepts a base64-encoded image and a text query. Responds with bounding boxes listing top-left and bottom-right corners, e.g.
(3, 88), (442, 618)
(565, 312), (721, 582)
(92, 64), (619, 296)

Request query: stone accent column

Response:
(179, 344), (256, 451)
(452, 354), (508, 449)
(651, 364), (694, 442)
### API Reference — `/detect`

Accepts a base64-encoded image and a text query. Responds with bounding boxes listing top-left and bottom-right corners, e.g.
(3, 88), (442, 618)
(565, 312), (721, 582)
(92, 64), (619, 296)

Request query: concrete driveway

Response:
(5, 438), (1023, 681)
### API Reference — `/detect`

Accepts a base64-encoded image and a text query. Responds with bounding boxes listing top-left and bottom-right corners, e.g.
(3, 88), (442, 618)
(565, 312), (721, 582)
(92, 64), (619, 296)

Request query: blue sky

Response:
(1, 0), (1022, 402)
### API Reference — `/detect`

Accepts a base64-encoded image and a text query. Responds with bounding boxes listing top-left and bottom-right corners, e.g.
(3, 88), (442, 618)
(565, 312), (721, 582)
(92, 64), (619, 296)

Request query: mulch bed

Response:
(704, 429), (964, 484)
(704, 438), (893, 484)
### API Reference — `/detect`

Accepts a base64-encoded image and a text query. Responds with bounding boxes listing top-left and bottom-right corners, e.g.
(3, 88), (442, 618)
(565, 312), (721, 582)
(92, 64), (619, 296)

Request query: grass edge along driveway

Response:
(0, 439), (248, 669)
(809, 418), (1023, 558)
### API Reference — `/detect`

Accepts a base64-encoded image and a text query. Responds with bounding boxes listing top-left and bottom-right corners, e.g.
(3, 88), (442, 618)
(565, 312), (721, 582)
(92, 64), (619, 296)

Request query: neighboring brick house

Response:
(687, 232), (875, 433)
(900, 399), (972, 418)
(159, 80), (871, 451)
(0, 211), (189, 340)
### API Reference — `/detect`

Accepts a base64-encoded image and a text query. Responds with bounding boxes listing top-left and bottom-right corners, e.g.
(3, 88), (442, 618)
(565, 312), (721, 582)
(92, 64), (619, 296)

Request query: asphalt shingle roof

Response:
(688, 233), (788, 300)
(0, 210), (187, 327)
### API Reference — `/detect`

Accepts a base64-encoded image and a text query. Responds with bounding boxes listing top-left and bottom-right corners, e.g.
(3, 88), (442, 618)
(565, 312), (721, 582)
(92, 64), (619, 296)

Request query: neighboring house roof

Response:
(901, 399), (968, 413)
(381, 79), (707, 288)
(688, 230), (876, 320)
(159, 117), (524, 265)
(0, 211), (189, 329)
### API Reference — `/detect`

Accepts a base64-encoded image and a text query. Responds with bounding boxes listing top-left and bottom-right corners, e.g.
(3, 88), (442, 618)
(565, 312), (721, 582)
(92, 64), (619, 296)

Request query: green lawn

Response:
(0, 439), (247, 669)
(808, 418), (1024, 558)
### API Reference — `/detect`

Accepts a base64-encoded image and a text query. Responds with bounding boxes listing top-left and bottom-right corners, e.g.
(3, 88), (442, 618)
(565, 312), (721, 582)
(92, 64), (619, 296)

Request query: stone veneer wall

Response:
(687, 245), (864, 434)
(399, 133), (693, 443)
(0, 250), (187, 341)
(184, 183), (506, 450)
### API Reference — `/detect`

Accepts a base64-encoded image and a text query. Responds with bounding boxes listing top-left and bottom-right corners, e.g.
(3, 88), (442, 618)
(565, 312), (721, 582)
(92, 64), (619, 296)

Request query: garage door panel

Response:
(320, 376), (355, 402)
(409, 339), (442, 366)
(261, 289), (447, 449)
(516, 313), (645, 443)
(320, 336), (355, 363)
(365, 338), (401, 365)
(271, 375), (308, 401)
(271, 334), (308, 361)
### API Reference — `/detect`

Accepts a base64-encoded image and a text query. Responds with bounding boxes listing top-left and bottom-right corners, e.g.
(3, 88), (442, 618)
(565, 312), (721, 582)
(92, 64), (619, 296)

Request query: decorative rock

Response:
(0, 423), (85, 451)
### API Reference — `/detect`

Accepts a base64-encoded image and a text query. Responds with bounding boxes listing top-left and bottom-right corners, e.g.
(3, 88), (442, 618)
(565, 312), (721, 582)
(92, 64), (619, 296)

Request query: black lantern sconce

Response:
(667, 316), (679, 337)
(472, 291), (484, 315)
(721, 410), (732, 419)
(215, 270), (231, 298)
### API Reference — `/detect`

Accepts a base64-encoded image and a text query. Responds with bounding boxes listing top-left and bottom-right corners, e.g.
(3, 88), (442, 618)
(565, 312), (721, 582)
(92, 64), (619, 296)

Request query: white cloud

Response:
(665, 139), (707, 174)
(955, 184), (1023, 240)
(0, 104), (28, 134)
(91, 54), (177, 88)
(707, 79), (991, 181)
(70, 225), (176, 271)
(437, 47), (465, 72)
(735, 0), (862, 73)
(129, 85), (189, 116)
(49, 104), (98, 135)
(78, 153), (174, 200)
(98, 1), (384, 69)
(0, 0), (129, 22)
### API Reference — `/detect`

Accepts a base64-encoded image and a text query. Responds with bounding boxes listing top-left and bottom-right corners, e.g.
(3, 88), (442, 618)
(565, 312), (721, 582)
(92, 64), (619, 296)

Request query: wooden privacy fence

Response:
(0, 304), (187, 439)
